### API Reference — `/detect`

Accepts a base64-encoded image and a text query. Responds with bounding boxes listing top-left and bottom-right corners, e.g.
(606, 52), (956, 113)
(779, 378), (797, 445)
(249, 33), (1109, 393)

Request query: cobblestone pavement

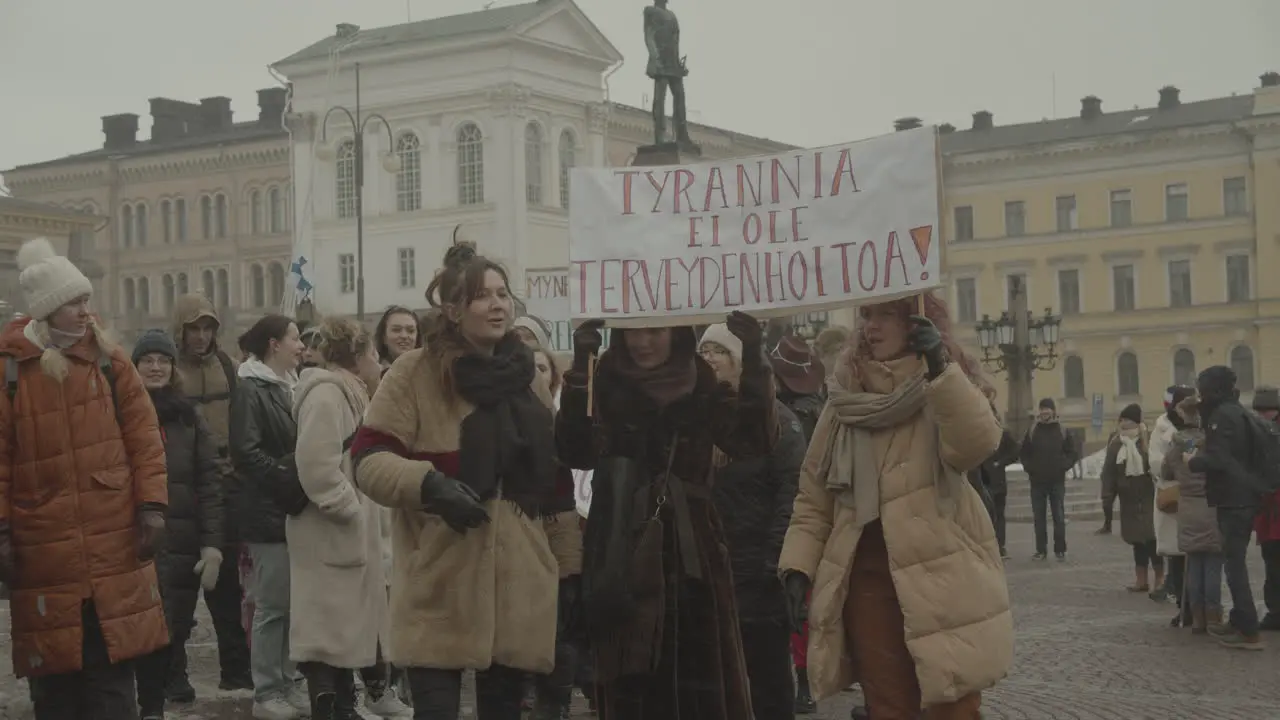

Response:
(0, 521), (1275, 719)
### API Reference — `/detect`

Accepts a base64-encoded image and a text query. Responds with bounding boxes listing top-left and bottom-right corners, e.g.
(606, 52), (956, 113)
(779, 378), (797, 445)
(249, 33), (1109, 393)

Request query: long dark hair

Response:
(374, 305), (421, 364)
(238, 313), (294, 361)
(424, 242), (514, 401)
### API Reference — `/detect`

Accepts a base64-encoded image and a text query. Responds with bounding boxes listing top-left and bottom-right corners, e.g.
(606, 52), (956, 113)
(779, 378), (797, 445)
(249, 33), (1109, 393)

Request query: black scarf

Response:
(453, 334), (556, 518)
(149, 386), (196, 426)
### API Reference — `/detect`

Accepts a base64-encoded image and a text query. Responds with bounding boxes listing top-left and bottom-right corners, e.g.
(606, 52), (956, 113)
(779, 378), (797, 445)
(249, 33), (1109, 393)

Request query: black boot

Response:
(334, 671), (360, 720)
(165, 647), (197, 704)
(1095, 505), (1113, 535)
(302, 662), (341, 720)
(794, 667), (817, 714)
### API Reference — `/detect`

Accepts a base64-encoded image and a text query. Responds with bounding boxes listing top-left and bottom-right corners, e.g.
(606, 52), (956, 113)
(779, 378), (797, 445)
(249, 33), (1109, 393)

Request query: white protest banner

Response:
(522, 267), (612, 353)
(568, 126), (941, 326)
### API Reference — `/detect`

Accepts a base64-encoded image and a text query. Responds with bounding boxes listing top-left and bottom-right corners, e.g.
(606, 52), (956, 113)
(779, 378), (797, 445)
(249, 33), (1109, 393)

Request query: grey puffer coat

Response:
(1165, 428), (1222, 554)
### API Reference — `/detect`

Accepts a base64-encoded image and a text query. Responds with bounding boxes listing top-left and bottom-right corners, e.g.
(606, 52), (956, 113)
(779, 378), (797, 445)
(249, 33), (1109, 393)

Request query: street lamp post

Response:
(975, 276), (1062, 440)
(314, 62), (401, 322)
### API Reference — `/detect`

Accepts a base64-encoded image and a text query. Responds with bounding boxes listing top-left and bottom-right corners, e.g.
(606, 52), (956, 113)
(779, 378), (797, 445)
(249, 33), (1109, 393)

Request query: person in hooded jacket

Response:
(131, 329), (226, 720)
(170, 293), (253, 696)
(700, 324), (804, 720)
(1251, 386), (1280, 632)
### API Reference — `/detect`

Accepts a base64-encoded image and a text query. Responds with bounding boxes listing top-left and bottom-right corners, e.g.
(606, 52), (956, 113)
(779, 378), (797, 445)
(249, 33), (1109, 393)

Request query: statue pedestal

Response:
(632, 140), (702, 166)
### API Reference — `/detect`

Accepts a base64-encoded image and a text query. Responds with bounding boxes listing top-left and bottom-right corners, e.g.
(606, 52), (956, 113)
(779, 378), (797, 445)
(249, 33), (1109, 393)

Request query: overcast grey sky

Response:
(1, 0), (1275, 172)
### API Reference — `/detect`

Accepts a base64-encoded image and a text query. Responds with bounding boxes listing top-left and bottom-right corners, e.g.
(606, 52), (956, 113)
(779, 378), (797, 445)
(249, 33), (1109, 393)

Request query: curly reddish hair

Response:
(847, 292), (996, 402)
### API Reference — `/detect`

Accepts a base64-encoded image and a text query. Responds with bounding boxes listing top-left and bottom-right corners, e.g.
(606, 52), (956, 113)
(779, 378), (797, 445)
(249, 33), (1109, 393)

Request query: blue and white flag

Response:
(280, 255), (314, 316)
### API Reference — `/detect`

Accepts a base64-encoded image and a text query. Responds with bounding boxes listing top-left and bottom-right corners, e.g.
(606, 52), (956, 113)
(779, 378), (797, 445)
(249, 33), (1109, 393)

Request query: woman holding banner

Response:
(778, 293), (1011, 719)
(558, 312), (775, 720)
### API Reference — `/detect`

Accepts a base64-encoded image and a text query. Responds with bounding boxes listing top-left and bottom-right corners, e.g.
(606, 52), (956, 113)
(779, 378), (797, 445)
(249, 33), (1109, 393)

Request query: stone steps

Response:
(1002, 470), (1106, 523)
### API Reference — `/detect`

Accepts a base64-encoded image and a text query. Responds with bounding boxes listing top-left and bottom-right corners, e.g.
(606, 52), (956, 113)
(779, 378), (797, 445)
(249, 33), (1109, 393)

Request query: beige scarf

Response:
(816, 372), (960, 527)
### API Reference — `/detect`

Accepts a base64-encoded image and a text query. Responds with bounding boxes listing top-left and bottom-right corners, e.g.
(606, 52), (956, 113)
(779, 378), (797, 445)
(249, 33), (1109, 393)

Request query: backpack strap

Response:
(98, 352), (124, 428)
(192, 350), (237, 405)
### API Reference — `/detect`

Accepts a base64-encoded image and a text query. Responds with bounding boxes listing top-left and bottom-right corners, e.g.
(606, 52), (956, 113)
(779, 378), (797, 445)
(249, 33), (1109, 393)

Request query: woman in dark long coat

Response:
(557, 314), (775, 720)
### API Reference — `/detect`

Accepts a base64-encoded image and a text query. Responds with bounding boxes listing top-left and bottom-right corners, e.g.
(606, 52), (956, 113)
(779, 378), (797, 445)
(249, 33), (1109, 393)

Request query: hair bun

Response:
(443, 241), (477, 269)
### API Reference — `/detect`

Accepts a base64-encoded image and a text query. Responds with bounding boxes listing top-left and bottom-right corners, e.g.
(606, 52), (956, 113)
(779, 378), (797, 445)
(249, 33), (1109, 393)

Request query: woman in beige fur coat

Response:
(778, 294), (1010, 720)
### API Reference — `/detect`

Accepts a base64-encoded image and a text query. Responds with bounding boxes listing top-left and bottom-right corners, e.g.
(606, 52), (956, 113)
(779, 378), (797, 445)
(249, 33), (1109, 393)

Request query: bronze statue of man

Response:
(644, 0), (692, 146)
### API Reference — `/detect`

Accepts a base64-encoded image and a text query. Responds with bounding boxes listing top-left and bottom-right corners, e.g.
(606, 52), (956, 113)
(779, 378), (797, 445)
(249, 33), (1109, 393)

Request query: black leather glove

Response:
(137, 508), (167, 562)
(420, 472), (490, 534)
(572, 319), (604, 372)
(907, 314), (949, 380)
(726, 310), (764, 359)
(782, 570), (811, 634)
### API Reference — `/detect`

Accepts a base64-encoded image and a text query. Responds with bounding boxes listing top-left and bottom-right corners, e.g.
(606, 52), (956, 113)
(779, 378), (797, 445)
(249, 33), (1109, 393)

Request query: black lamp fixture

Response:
(975, 307), (1062, 374)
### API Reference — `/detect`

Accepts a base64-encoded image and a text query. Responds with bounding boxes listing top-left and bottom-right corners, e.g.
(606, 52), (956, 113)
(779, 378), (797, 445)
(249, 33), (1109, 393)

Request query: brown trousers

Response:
(842, 522), (982, 720)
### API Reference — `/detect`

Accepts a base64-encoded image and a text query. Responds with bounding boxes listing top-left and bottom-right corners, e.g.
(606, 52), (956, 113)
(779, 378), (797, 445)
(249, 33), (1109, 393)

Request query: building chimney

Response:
(336, 23), (360, 39)
(1158, 86), (1180, 110)
(199, 96), (233, 131)
(149, 98), (196, 142)
(971, 110), (993, 131)
(1080, 95), (1103, 120)
(101, 113), (139, 149)
(938, 123), (956, 134)
(1261, 71), (1280, 88)
(893, 117), (922, 132)
(257, 87), (288, 128)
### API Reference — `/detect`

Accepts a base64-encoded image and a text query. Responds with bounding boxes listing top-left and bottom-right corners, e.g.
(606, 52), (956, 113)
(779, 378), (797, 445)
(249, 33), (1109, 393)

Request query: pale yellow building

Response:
(940, 72), (1280, 444)
(0, 196), (106, 322)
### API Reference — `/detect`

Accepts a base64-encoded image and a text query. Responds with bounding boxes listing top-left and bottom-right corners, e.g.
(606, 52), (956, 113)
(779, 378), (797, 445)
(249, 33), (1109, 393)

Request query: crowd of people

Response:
(1, 233), (1273, 720)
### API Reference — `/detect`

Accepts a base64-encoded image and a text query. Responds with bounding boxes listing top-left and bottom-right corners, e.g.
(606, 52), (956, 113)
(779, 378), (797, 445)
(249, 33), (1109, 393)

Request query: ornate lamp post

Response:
(314, 61), (401, 322)
(974, 276), (1062, 439)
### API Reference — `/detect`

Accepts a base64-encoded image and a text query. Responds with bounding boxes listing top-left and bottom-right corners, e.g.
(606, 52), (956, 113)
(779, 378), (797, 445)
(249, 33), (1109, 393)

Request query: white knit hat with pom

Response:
(17, 238), (93, 320)
(698, 323), (742, 365)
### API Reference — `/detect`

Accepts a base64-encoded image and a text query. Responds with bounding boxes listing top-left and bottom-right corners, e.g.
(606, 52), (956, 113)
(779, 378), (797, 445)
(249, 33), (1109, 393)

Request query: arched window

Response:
(177, 272), (189, 295)
(396, 133), (422, 212)
(1064, 355), (1085, 399)
(162, 274), (176, 312)
(250, 190), (262, 234)
(200, 196), (213, 239)
(268, 262), (286, 307)
(1117, 351), (1140, 396)
(456, 123), (484, 205)
(135, 203), (148, 246)
(336, 141), (357, 219)
(174, 198), (188, 242)
(160, 199), (173, 244)
(214, 194), (228, 238)
(121, 203), (134, 247)
(201, 269), (215, 301)
(559, 129), (576, 210)
(524, 123), (543, 205)
(1230, 345), (1255, 391)
(216, 268), (229, 308)
(122, 277), (136, 312)
(251, 264), (265, 308)
(269, 186), (285, 233)
(138, 277), (151, 314)
(1173, 348), (1196, 387)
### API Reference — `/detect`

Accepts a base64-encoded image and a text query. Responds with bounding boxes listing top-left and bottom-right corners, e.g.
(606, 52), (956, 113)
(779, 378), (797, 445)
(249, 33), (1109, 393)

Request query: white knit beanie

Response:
(513, 316), (550, 349)
(17, 238), (93, 320)
(698, 323), (742, 365)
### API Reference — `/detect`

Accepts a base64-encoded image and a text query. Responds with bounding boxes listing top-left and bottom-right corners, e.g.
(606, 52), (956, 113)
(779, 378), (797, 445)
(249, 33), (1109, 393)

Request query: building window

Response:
(559, 129), (576, 210)
(396, 133), (422, 212)
(1165, 183), (1188, 222)
(1005, 273), (1026, 310)
(398, 247), (416, 289)
(160, 200), (173, 244)
(268, 262), (285, 306)
(1226, 254), (1251, 302)
(200, 196), (213, 239)
(456, 123), (485, 205)
(954, 277), (977, 323)
(121, 203), (134, 247)
(134, 202), (148, 246)
(216, 268), (229, 307)
(162, 274), (176, 313)
(1117, 351), (1140, 396)
(1230, 346), (1255, 391)
(251, 264), (265, 307)
(1167, 259), (1192, 308)
(953, 205), (974, 241)
(269, 187), (285, 233)
(1112, 264), (1135, 311)
(122, 277), (136, 312)
(336, 140), (357, 219)
(1064, 355), (1085, 399)
(201, 269), (215, 301)
(1110, 189), (1132, 228)
(1003, 201), (1025, 237)
(1055, 195), (1077, 232)
(524, 123), (543, 205)
(175, 198), (188, 242)
(250, 190), (262, 234)
(214, 194), (228, 238)
(338, 254), (356, 293)
(1223, 176), (1247, 216)
(1173, 348), (1196, 386)
(138, 277), (151, 314)
(177, 272), (188, 295)
(1057, 269), (1081, 315)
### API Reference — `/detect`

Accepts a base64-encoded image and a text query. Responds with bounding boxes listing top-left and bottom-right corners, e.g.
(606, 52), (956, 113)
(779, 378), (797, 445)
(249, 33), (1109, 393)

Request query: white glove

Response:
(193, 547), (223, 591)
